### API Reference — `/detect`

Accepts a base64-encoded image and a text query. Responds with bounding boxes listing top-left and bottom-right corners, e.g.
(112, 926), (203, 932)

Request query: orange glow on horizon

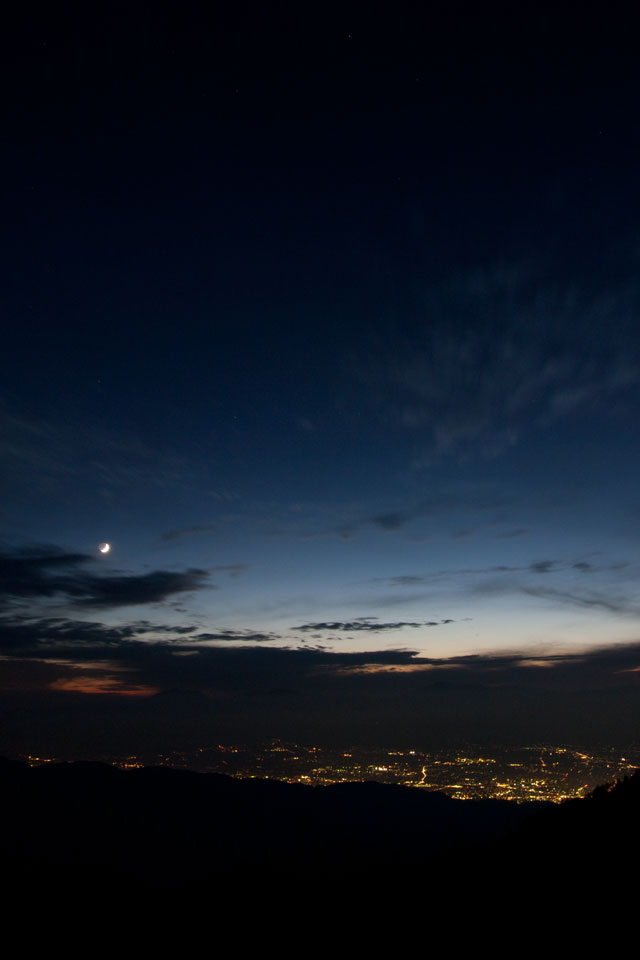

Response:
(50, 676), (160, 696)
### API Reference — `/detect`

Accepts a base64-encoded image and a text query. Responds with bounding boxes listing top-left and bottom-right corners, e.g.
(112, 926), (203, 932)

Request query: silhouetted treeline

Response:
(500, 769), (640, 872)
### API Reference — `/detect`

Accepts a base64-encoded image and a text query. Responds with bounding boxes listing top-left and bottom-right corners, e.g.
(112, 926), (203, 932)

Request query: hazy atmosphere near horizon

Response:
(3, 3), (640, 758)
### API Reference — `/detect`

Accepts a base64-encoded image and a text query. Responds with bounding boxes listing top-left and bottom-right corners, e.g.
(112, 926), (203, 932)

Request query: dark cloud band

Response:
(0, 547), (210, 611)
(292, 618), (457, 632)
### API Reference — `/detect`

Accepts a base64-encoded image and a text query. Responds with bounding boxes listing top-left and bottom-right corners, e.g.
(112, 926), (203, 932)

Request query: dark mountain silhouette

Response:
(0, 757), (535, 891)
(501, 768), (640, 871)
(2, 757), (638, 899)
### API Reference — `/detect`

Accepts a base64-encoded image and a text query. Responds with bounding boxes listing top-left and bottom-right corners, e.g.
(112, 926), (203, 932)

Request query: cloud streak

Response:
(0, 615), (201, 652)
(159, 524), (218, 543)
(292, 617), (458, 632)
(354, 264), (640, 465)
(521, 586), (640, 616)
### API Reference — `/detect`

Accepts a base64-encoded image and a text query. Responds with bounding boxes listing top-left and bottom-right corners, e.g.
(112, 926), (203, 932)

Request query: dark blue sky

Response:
(2, 3), (640, 751)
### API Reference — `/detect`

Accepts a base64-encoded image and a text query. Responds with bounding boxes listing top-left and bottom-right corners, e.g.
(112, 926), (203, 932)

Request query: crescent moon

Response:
(99, 542), (110, 554)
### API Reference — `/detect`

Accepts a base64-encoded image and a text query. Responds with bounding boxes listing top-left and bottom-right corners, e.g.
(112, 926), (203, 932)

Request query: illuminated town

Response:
(21, 742), (640, 803)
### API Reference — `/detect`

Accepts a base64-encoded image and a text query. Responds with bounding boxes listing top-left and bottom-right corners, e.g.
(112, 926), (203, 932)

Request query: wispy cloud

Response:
(159, 524), (218, 543)
(353, 263), (640, 466)
(521, 586), (640, 616)
(211, 565), (249, 578)
(373, 558), (608, 588)
(0, 400), (198, 507)
(332, 486), (513, 539)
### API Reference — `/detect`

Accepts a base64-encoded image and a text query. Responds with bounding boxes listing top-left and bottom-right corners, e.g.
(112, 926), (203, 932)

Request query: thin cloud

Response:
(529, 560), (557, 574)
(0, 402), (197, 504)
(374, 558), (605, 588)
(521, 586), (638, 616)
(354, 264), (640, 466)
(372, 565), (520, 587)
(211, 565), (249, 578)
(338, 487), (512, 538)
(191, 630), (279, 643)
(159, 524), (217, 543)
(371, 512), (407, 531)
(292, 617), (458, 632)
(382, 576), (426, 587)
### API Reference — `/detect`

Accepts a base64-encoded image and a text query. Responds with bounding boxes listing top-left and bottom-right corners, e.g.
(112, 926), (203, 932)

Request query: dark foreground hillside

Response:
(503, 768), (640, 868)
(2, 757), (639, 899)
(0, 756), (536, 891)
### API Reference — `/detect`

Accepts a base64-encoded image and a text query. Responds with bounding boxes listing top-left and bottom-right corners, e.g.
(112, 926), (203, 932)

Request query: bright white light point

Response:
(99, 542), (110, 554)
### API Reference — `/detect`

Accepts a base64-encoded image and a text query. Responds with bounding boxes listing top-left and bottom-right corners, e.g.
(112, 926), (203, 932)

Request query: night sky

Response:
(3, 3), (640, 754)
